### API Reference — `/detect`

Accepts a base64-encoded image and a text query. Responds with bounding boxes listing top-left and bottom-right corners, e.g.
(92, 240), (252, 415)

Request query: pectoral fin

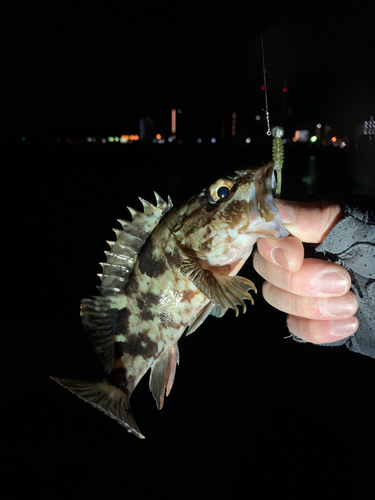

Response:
(210, 304), (227, 318)
(180, 256), (257, 316)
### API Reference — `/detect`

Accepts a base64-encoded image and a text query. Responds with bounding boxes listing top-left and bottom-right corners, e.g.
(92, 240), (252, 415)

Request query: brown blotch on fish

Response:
(138, 238), (168, 278)
(107, 367), (130, 394)
(181, 289), (199, 303)
(115, 332), (159, 361)
(222, 199), (248, 227)
(140, 307), (154, 322)
(115, 308), (131, 334)
(165, 247), (181, 268)
(125, 276), (139, 296)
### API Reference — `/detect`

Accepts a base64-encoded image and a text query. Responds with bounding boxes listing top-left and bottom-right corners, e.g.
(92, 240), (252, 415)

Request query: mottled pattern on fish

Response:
(51, 162), (288, 438)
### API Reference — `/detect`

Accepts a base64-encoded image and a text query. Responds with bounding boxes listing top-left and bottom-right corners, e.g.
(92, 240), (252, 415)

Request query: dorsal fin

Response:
(80, 295), (126, 373)
(99, 192), (172, 294)
(81, 192), (172, 372)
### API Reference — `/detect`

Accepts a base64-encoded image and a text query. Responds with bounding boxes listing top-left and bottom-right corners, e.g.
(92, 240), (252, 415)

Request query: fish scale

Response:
(51, 162), (288, 438)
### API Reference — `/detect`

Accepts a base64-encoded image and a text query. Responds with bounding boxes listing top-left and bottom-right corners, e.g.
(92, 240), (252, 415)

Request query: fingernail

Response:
(271, 247), (291, 270)
(331, 317), (358, 337)
(326, 295), (357, 316)
(318, 271), (349, 294)
(275, 200), (296, 224)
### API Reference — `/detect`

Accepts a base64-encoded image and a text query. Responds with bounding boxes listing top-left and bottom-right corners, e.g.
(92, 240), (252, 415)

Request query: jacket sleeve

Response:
(314, 206), (375, 358)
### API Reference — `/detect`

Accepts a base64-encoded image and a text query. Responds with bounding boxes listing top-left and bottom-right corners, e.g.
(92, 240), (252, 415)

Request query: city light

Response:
(292, 130), (300, 142)
(211, 137), (216, 143)
(282, 87), (287, 92)
(245, 137), (251, 143)
(156, 134), (161, 140)
(362, 116), (375, 135)
(331, 136), (337, 142)
(197, 138), (202, 144)
(316, 123), (322, 129)
(255, 115), (261, 121)
(310, 135), (317, 143)
(171, 109), (176, 134)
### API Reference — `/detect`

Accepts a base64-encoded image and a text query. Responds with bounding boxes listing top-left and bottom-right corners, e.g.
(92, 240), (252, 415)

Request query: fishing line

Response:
(261, 31), (285, 197)
(261, 32), (271, 136)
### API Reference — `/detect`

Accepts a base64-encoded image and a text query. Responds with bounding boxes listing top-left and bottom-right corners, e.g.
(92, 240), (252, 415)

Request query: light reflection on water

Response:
(301, 155), (318, 194)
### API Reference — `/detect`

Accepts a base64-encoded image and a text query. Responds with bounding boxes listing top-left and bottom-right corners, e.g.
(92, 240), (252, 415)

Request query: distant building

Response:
(139, 116), (156, 142)
(359, 116), (375, 136)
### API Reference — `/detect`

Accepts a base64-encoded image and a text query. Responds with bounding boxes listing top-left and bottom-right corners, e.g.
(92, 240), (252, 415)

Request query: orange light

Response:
(156, 134), (161, 140)
(171, 109), (176, 134)
(331, 136), (337, 142)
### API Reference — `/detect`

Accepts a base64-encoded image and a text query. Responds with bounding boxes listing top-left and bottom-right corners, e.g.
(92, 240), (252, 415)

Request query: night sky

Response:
(2, 1), (375, 136)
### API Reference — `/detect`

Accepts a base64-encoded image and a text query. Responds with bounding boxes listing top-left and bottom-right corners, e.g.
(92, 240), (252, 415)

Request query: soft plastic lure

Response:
(271, 126), (285, 198)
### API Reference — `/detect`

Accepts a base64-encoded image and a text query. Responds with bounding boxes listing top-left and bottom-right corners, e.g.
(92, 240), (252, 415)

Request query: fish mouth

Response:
(237, 162), (288, 237)
(236, 162), (277, 215)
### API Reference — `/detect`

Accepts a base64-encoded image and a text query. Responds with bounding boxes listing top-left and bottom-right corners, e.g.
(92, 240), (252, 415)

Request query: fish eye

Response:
(217, 186), (230, 199)
(209, 178), (234, 202)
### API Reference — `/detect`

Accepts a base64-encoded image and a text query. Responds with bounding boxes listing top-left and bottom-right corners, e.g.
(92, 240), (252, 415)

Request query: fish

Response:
(51, 161), (288, 439)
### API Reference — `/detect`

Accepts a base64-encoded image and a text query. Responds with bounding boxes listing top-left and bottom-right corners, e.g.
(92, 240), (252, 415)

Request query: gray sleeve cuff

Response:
(309, 207), (375, 358)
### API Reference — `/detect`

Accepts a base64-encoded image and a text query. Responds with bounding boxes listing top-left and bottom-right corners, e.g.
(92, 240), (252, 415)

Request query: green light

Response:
(310, 135), (317, 143)
(107, 136), (114, 142)
(21, 136), (26, 141)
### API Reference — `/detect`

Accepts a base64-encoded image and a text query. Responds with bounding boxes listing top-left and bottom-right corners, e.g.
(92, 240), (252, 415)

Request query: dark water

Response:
(3, 142), (375, 498)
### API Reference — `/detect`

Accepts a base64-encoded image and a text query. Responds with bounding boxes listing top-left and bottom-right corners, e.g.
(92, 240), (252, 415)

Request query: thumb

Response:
(275, 200), (344, 243)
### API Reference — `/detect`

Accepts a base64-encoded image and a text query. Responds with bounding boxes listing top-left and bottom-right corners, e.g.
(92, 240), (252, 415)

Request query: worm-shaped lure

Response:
(271, 126), (285, 198)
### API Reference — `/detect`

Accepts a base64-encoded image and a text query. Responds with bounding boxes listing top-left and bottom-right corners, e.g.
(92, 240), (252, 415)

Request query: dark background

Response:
(2, 1), (375, 499)
(2, 1), (375, 136)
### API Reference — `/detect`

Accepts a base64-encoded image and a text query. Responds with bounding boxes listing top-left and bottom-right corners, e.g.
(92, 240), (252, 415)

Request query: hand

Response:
(253, 200), (359, 344)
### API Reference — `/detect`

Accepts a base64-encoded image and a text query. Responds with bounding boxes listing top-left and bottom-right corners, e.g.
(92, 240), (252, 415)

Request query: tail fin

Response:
(50, 377), (145, 439)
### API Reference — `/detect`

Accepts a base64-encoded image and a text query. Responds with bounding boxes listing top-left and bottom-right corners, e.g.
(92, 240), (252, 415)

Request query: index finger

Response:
(275, 200), (344, 243)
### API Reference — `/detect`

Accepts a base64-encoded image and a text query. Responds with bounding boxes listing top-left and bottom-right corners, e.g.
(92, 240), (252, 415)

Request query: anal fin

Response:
(149, 345), (180, 410)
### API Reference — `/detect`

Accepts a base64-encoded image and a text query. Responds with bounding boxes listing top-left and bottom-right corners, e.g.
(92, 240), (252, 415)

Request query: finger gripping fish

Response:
(51, 161), (288, 439)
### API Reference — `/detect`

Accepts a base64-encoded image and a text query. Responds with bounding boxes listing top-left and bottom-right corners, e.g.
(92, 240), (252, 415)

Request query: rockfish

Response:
(51, 161), (288, 438)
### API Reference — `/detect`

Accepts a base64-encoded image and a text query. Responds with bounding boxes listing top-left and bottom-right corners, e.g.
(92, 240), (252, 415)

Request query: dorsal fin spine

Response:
(139, 197), (162, 216)
(154, 192), (168, 212)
